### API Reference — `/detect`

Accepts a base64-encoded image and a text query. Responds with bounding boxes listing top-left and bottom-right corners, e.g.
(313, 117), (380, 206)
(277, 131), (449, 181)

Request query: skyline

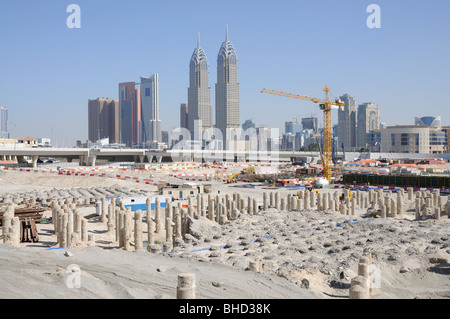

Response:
(1, 0), (449, 147)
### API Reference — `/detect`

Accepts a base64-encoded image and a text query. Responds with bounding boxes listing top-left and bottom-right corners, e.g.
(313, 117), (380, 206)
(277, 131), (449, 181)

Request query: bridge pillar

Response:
(31, 156), (38, 169)
(90, 156), (97, 167)
(148, 156), (154, 163)
(79, 155), (87, 166)
(156, 156), (163, 163)
(139, 155), (145, 163)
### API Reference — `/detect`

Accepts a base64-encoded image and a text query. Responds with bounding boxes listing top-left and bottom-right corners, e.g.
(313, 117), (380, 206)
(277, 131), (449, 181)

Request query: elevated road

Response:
(0, 147), (324, 168)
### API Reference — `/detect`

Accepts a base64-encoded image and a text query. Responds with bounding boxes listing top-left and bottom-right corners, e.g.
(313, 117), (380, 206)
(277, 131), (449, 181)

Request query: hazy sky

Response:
(1, 0), (449, 146)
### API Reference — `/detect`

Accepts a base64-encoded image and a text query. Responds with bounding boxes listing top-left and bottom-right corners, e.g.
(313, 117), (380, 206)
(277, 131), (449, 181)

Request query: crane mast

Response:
(261, 86), (344, 182)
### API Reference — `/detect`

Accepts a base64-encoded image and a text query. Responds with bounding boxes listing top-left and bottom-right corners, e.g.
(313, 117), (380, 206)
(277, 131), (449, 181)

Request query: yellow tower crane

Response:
(261, 86), (345, 182)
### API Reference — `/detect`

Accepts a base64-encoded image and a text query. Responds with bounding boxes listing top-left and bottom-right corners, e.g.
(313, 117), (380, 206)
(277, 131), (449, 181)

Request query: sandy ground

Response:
(0, 166), (449, 299)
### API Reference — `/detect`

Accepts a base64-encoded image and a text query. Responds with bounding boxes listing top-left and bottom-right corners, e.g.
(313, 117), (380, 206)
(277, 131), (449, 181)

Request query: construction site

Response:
(1, 86), (449, 300)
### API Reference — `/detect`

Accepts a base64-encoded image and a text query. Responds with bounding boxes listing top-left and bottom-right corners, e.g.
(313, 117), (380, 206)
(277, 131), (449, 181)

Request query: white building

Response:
(357, 102), (380, 148)
(140, 74), (161, 145)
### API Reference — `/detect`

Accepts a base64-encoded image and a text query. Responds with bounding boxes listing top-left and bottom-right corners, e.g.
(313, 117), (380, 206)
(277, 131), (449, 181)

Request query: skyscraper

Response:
(140, 74), (162, 145)
(119, 82), (139, 147)
(301, 117), (318, 131)
(338, 94), (357, 149)
(357, 102), (380, 148)
(88, 98), (120, 144)
(188, 34), (212, 137)
(0, 107), (8, 139)
(215, 26), (240, 148)
(180, 103), (188, 130)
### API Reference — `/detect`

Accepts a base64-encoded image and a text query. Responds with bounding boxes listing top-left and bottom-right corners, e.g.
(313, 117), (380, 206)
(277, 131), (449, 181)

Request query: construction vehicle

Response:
(227, 173), (239, 183)
(339, 189), (353, 201)
(241, 166), (255, 174)
(261, 86), (345, 183)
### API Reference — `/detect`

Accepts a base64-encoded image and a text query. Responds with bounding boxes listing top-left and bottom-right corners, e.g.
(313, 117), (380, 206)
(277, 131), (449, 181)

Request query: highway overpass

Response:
(0, 147), (325, 168)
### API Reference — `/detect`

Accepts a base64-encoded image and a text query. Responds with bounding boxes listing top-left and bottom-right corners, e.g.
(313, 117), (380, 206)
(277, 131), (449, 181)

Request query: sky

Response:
(0, 0), (449, 147)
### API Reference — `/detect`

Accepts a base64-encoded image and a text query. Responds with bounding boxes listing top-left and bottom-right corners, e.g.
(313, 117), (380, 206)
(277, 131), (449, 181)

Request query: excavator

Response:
(241, 167), (255, 174)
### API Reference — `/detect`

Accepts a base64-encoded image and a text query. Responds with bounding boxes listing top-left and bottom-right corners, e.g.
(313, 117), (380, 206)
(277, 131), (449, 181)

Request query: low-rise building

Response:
(158, 182), (203, 200)
(381, 125), (448, 154)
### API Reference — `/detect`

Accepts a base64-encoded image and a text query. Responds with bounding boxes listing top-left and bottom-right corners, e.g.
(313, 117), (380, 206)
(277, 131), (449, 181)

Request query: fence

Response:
(342, 174), (450, 189)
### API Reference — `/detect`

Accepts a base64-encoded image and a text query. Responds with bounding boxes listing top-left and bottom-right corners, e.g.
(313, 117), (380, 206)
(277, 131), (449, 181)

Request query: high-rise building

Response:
(285, 120), (302, 135)
(301, 117), (318, 131)
(180, 103), (189, 130)
(0, 107), (8, 139)
(242, 119), (256, 131)
(88, 98), (120, 144)
(140, 74), (162, 145)
(188, 34), (212, 137)
(215, 26), (240, 148)
(119, 82), (139, 147)
(357, 102), (380, 148)
(338, 94), (357, 149)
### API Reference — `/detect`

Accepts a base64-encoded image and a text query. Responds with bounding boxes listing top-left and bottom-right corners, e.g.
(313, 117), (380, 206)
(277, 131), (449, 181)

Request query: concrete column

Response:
(2, 205), (14, 244)
(177, 273), (196, 299)
(209, 199), (215, 221)
(147, 219), (156, 250)
(134, 211), (144, 251)
(81, 219), (88, 242)
(31, 156), (38, 169)
(74, 210), (82, 235)
(248, 197), (253, 215)
(249, 261), (263, 273)
(253, 198), (258, 214)
(165, 198), (171, 221)
(263, 192), (268, 211)
(434, 207), (441, 220)
(322, 196), (329, 211)
(9, 217), (21, 246)
(100, 198), (107, 223)
(155, 197), (163, 234)
(397, 192), (403, 216)
(414, 198), (420, 220)
(174, 213), (183, 243)
(304, 191), (310, 210)
(297, 198), (303, 211)
(317, 193), (322, 211)
(165, 217), (174, 243)
(197, 194), (202, 215)
(67, 210), (73, 248)
(390, 198), (396, 217)
(310, 191), (316, 209)
(349, 276), (370, 299)
(274, 192), (280, 210)
(60, 213), (68, 248)
(90, 156), (97, 167)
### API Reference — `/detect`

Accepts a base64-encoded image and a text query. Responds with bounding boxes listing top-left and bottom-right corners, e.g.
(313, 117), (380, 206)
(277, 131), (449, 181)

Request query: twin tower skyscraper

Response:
(187, 26), (239, 148)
